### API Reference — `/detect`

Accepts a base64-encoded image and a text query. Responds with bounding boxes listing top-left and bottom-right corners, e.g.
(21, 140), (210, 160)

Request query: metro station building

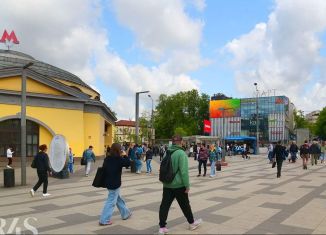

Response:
(0, 49), (117, 158)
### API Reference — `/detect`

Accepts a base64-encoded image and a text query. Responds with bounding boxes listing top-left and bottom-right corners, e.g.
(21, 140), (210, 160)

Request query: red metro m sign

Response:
(0, 30), (19, 48)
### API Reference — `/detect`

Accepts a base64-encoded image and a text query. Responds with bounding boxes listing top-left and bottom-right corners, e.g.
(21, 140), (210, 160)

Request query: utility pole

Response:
(254, 83), (260, 155)
(21, 61), (34, 186)
(135, 91), (149, 145)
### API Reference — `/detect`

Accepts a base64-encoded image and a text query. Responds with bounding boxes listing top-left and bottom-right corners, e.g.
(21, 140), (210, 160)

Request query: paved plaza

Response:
(1, 154), (326, 234)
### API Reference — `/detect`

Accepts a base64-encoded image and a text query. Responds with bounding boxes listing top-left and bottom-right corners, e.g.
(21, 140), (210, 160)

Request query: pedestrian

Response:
(193, 144), (198, 160)
(158, 135), (202, 234)
(6, 146), (14, 168)
(83, 146), (96, 177)
(309, 140), (321, 166)
(208, 144), (217, 177)
(272, 140), (285, 178)
(289, 141), (298, 163)
(68, 147), (74, 173)
(99, 143), (132, 226)
(197, 143), (208, 177)
(145, 146), (153, 174)
(30, 144), (51, 197)
(300, 140), (310, 170)
(135, 144), (143, 174)
(267, 143), (274, 163)
(320, 141), (325, 164)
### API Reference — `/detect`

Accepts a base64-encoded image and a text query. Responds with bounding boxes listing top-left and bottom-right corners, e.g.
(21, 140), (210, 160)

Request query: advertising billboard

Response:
(209, 99), (241, 118)
(203, 120), (211, 133)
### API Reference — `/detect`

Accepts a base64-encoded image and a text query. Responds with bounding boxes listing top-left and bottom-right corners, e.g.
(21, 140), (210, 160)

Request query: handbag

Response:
(81, 156), (86, 165)
(31, 157), (37, 168)
(92, 167), (106, 188)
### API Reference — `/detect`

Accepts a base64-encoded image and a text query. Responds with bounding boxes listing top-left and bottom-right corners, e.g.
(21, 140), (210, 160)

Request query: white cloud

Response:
(0, 0), (204, 119)
(224, 0), (326, 110)
(111, 0), (207, 74)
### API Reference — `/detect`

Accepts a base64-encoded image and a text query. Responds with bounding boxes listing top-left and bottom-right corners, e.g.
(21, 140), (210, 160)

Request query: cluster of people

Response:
(194, 143), (222, 177)
(267, 139), (325, 178)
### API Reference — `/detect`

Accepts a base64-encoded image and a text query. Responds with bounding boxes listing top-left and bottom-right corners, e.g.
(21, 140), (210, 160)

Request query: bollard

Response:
(4, 168), (15, 187)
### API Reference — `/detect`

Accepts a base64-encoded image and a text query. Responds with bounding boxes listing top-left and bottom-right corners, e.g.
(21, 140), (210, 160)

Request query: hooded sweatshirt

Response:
(162, 144), (190, 189)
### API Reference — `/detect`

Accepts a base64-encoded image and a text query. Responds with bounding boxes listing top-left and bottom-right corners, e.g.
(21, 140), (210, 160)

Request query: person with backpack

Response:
(289, 141), (298, 163)
(158, 135), (202, 234)
(197, 143), (209, 177)
(135, 144), (143, 174)
(83, 146), (96, 177)
(309, 139), (321, 166)
(300, 140), (310, 170)
(208, 144), (218, 178)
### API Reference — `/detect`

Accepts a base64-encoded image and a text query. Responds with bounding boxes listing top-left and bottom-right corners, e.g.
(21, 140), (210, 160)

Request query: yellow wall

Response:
(0, 76), (67, 96)
(104, 123), (114, 148)
(84, 113), (106, 156)
(26, 106), (85, 157)
(0, 103), (21, 117)
(55, 79), (99, 99)
(39, 125), (53, 147)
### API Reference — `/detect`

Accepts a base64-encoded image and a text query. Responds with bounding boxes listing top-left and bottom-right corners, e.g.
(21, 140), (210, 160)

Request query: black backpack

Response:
(159, 150), (177, 183)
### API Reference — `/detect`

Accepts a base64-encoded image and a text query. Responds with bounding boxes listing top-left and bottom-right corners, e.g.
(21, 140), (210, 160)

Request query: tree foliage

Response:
(154, 89), (210, 139)
(315, 107), (326, 139)
(293, 110), (309, 129)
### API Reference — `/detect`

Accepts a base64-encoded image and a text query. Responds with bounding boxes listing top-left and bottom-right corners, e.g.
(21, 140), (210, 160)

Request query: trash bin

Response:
(130, 160), (136, 173)
(4, 168), (15, 187)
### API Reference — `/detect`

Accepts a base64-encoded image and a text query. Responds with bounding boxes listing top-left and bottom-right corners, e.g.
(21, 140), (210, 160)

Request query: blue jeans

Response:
(100, 188), (130, 224)
(146, 159), (152, 173)
(135, 159), (142, 172)
(68, 163), (73, 173)
(320, 153), (325, 161)
(210, 160), (216, 176)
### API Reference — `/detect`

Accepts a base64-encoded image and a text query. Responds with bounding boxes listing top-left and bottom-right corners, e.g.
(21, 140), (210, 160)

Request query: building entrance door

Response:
(0, 119), (39, 157)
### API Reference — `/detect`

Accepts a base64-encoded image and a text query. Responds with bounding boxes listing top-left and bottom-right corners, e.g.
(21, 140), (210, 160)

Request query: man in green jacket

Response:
(158, 135), (202, 234)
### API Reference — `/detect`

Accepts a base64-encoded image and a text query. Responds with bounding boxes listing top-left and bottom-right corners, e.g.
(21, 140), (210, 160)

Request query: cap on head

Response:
(172, 135), (182, 144)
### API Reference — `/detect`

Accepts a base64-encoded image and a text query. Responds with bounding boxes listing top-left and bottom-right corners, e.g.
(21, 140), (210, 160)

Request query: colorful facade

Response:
(210, 96), (295, 144)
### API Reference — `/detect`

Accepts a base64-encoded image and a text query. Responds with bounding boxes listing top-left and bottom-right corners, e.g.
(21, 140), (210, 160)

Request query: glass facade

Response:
(210, 96), (291, 144)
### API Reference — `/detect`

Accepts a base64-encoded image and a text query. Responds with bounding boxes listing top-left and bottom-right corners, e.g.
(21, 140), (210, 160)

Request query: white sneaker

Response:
(42, 193), (51, 197)
(85, 174), (89, 177)
(6, 165), (12, 169)
(189, 218), (202, 230)
(158, 227), (169, 234)
(30, 189), (35, 197)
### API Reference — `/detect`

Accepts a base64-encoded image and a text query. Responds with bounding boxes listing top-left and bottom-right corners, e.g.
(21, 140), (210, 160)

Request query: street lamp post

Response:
(254, 83), (259, 154)
(135, 91), (149, 145)
(148, 94), (154, 145)
(21, 62), (34, 186)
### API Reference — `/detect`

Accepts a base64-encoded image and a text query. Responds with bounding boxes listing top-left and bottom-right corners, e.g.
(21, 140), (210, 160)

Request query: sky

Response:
(0, 0), (325, 119)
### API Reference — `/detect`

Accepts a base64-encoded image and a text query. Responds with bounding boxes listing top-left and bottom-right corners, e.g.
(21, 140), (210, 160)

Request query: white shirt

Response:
(7, 148), (14, 158)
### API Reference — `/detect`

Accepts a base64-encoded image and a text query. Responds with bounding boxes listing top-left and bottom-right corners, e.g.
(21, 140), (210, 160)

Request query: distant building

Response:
(115, 120), (155, 144)
(209, 96), (294, 144)
(305, 110), (320, 124)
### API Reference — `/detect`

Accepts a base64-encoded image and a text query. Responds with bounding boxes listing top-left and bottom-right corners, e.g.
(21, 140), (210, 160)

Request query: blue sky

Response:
(1, 0), (325, 119)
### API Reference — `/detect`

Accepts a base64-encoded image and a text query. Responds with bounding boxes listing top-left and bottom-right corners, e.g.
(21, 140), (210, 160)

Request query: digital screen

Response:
(210, 99), (241, 118)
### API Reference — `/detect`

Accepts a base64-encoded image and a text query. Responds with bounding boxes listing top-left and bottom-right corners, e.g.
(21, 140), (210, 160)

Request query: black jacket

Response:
(273, 144), (285, 159)
(309, 143), (321, 154)
(102, 154), (130, 190)
(289, 144), (298, 152)
(34, 152), (51, 172)
(145, 149), (153, 160)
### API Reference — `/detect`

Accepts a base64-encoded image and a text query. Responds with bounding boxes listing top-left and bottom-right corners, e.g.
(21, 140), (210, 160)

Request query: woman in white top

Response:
(6, 147), (14, 168)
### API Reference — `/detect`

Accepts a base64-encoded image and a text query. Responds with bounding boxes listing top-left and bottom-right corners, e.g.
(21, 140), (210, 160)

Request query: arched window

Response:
(0, 119), (39, 157)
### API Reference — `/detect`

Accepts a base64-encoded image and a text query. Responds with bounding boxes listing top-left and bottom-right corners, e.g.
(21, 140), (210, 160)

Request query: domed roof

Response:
(0, 49), (93, 90)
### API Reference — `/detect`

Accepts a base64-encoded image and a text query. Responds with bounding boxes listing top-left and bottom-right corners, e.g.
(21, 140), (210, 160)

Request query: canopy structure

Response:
(224, 136), (258, 154)
(224, 136), (256, 141)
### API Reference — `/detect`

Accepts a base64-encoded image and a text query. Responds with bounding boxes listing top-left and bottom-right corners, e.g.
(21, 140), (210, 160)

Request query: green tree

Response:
(315, 107), (326, 139)
(294, 110), (309, 129)
(154, 89), (210, 139)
